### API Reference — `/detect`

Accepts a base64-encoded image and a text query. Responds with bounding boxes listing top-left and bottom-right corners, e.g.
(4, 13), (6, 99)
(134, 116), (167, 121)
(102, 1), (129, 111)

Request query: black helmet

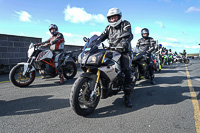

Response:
(49, 24), (58, 36)
(141, 28), (149, 39)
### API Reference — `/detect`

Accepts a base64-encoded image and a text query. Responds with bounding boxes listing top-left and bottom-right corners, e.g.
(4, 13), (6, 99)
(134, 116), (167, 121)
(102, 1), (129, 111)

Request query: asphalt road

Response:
(0, 59), (200, 133)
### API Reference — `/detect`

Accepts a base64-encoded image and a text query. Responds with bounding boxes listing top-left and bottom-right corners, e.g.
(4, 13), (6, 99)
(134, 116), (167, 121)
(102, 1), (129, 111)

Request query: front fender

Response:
(80, 72), (97, 91)
(17, 62), (35, 76)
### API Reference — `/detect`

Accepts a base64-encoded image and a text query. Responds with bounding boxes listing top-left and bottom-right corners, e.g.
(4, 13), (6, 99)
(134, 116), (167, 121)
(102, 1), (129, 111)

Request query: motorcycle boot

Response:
(151, 75), (156, 85)
(124, 88), (132, 108)
(149, 58), (156, 85)
(59, 74), (64, 85)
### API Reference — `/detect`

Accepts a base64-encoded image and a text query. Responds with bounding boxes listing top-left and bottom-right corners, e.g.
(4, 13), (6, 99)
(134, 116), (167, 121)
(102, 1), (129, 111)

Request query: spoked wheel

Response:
(9, 64), (35, 87)
(63, 61), (77, 79)
(70, 77), (101, 116)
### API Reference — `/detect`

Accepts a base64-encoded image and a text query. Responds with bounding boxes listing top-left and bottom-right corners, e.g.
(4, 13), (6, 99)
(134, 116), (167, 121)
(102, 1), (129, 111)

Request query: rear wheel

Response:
(9, 64), (35, 87)
(184, 59), (189, 64)
(63, 61), (77, 79)
(70, 77), (101, 116)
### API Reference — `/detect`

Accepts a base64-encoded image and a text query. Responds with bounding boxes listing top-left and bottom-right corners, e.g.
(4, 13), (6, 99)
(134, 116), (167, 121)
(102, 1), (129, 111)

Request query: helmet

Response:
(141, 28), (149, 39)
(107, 8), (122, 27)
(159, 44), (162, 48)
(49, 24), (58, 36)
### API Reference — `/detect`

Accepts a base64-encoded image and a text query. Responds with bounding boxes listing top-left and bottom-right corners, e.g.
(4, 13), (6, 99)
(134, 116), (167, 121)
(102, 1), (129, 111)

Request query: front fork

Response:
(89, 53), (106, 98)
(89, 69), (101, 98)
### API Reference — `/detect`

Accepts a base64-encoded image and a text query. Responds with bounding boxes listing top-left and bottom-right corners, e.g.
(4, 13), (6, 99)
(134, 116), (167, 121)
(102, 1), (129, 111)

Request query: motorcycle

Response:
(162, 54), (169, 65)
(168, 54), (173, 65)
(154, 53), (161, 72)
(173, 54), (178, 63)
(9, 43), (78, 87)
(132, 48), (151, 80)
(70, 33), (136, 116)
(179, 55), (190, 64)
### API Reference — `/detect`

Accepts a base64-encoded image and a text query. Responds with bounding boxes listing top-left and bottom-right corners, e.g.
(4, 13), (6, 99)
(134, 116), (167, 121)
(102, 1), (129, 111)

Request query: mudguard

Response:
(17, 62), (35, 76)
(80, 72), (97, 91)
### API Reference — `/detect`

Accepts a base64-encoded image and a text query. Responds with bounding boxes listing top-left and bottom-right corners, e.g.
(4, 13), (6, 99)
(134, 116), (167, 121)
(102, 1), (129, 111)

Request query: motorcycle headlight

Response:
(87, 53), (103, 65)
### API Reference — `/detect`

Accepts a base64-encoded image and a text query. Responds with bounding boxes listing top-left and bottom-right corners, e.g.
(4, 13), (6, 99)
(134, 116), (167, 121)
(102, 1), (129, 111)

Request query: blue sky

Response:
(0, 0), (200, 53)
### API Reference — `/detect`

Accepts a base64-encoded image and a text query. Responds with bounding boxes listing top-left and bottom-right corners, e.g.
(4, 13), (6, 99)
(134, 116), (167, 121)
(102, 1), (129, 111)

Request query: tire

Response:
(184, 59), (189, 64)
(70, 77), (101, 116)
(9, 64), (35, 87)
(63, 61), (77, 79)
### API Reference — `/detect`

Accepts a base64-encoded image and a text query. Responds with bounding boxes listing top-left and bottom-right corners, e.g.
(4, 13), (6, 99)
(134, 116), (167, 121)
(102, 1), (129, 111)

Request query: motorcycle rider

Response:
(136, 28), (156, 85)
(36, 24), (65, 85)
(168, 49), (173, 56)
(155, 44), (162, 72)
(92, 8), (133, 107)
(180, 49), (187, 57)
(168, 49), (173, 64)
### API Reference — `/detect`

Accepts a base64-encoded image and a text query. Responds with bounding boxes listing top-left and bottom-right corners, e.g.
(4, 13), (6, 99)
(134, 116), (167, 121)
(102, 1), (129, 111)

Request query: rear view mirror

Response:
(83, 37), (88, 42)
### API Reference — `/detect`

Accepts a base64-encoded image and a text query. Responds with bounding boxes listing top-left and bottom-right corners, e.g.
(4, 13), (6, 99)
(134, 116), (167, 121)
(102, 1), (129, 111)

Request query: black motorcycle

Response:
(9, 43), (78, 87)
(132, 48), (151, 81)
(70, 33), (136, 116)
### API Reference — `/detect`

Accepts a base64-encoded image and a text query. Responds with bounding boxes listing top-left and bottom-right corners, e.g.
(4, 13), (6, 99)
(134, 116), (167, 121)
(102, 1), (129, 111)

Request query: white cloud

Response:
(167, 38), (178, 42)
(90, 31), (101, 36)
(160, 42), (177, 47)
(64, 5), (106, 24)
(192, 46), (200, 48)
(46, 31), (52, 37)
(16, 11), (31, 22)
(184, 45), (200, 49)
(155, 21), (165, 28)
(185, 7), (200, 13)
(63, 32), (74, 38)
(134, 27), (142, 34)
(45, 19), (51, 23)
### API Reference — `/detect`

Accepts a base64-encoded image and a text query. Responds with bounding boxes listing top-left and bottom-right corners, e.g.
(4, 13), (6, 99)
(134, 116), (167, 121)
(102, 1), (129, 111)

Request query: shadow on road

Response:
(87, 84), (192, 118)
(21, 78), (77, 88)
(0, 95), (69, 116)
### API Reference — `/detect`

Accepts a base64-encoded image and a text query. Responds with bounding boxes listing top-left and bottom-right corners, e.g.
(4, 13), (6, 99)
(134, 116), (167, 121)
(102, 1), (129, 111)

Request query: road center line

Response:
(185, 64), (200, 133)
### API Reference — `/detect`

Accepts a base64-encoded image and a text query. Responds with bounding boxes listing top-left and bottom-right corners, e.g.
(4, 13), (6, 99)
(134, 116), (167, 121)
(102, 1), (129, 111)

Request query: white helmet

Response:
(107, 8), (122, 27)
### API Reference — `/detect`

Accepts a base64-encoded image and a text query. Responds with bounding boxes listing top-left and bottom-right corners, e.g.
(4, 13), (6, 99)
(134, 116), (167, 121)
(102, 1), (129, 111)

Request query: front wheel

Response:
(63, 61), (77, 79)
(70, 77), (101, 116)
(9, 64), (35, 87)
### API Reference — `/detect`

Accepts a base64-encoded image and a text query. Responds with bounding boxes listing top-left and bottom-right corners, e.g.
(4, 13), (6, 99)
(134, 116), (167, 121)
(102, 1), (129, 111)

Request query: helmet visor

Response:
(108, 15), (120, 23)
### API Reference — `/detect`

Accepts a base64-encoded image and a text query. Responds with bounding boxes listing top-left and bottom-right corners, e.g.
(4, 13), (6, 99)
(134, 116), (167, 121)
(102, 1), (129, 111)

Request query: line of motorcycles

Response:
(161, 53), (189, 66)
(9, 34), (190, 116)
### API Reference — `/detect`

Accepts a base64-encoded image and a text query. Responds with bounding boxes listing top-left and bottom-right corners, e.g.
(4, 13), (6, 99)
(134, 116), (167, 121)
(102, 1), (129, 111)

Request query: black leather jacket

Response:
(136, 37), (155, 53)
(180, 52), (187, 56)
(98, 20), (133, 53)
